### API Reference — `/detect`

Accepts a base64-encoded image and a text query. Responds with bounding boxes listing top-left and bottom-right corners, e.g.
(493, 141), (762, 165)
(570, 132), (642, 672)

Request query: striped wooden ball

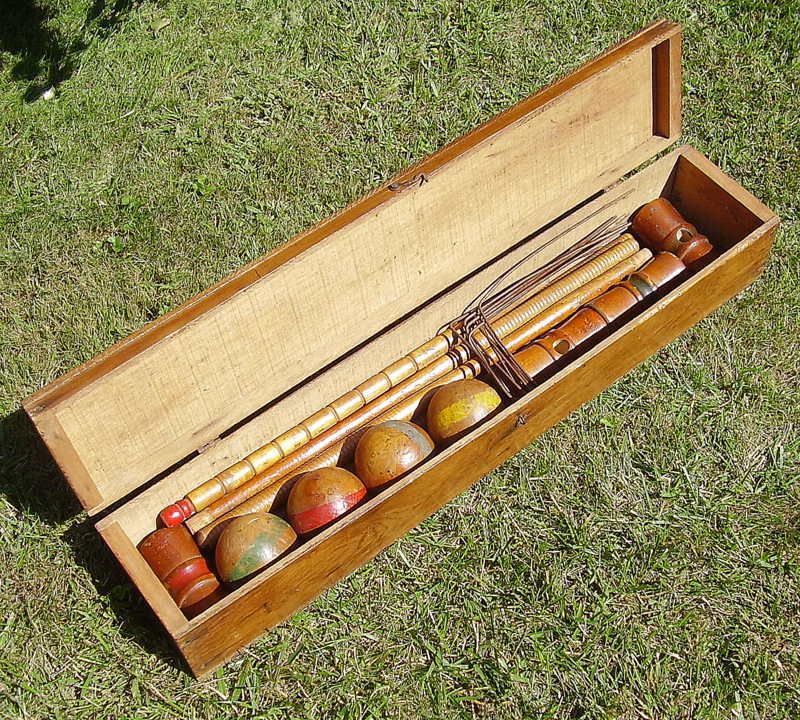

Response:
(354, 420), (434, 489)
(214, 513), (296, 583)
(425, 379), (501, 444)
(286, 467), (367, 535)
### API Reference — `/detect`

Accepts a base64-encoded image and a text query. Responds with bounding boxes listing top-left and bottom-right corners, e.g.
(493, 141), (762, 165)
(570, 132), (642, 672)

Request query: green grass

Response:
(1, 0), (799, 717)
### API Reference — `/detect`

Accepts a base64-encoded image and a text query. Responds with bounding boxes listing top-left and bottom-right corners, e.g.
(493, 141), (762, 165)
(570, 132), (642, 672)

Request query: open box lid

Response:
(24, 20), (683, 515)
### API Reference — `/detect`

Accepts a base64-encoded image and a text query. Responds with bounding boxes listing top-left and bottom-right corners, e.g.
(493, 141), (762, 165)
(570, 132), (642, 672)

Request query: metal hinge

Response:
(388, 172), (429, 193)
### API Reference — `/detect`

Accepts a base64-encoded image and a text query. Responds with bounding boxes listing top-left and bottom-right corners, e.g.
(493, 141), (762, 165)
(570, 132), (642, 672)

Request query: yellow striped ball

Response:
(425, 379), (501, 444)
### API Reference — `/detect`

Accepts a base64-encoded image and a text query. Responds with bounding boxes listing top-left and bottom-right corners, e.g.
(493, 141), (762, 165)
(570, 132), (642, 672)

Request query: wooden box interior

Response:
(25, 21), (683, 517)
(94, 144), (776, 675)
(23, 20), (779, 676)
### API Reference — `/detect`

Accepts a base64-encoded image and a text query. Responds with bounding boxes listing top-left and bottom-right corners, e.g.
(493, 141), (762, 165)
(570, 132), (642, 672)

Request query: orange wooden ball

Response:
(286, 467), (367, 535)
(354, 420), (435, 489)
(425, 378), (502, 444)
(214, 513), (296, 584)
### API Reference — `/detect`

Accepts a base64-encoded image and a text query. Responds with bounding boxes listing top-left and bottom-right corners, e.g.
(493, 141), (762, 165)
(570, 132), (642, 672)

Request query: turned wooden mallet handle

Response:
(515, 252), (686, 377)
(159, 329), (455, 526)
(191, 246), (652, 542)
(185, 347), (473, 534)
(194, 360), (484, 547)
(164, 200), (711, 527)
(162, 236), (642, 526)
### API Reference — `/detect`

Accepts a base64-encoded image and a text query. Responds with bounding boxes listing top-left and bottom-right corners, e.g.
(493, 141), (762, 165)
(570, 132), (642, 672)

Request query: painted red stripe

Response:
(290, 488), (367, 534)
(163, 557), (211, 595)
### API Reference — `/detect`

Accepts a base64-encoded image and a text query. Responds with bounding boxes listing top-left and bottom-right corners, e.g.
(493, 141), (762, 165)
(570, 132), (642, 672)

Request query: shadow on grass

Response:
(0, 408), (81, 524)
(0, 408), (186, 671)
(0, 0), (146, 102)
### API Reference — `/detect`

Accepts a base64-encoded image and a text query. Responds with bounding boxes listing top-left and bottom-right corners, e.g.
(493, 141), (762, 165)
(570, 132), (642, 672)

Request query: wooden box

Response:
(23, 20), (778, 677)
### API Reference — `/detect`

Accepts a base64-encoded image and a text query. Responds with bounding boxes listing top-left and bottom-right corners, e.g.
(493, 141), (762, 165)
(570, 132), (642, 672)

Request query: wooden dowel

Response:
(161, 235), (642, 526)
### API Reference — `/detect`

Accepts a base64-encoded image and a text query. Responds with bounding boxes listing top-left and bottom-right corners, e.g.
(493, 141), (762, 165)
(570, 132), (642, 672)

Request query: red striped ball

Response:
(286, 467), (367, 535)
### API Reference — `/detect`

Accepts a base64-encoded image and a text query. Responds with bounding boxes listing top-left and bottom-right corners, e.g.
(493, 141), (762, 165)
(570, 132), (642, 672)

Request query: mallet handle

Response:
(162, 236), (642, 526)
(192, 246), (651, 542)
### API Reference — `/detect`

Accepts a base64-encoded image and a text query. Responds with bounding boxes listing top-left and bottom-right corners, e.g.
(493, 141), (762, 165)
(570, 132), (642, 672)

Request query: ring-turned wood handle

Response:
(160, 236), (643, 527)
(515, 252), (686, 377)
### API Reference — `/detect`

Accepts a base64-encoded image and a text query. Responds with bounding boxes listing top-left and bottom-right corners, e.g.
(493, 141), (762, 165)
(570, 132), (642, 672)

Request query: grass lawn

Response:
(1, 0), (799, 717)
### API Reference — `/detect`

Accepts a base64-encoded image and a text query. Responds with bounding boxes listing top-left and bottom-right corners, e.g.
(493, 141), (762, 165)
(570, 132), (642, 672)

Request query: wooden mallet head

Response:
(631, 198), (713, 266)
(138, 525), (223, 616)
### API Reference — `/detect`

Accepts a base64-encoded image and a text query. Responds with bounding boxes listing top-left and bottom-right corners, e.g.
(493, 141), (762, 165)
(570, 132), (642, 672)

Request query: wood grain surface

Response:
(28, 20), (779, 678)
(26, 21), (682, 515)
